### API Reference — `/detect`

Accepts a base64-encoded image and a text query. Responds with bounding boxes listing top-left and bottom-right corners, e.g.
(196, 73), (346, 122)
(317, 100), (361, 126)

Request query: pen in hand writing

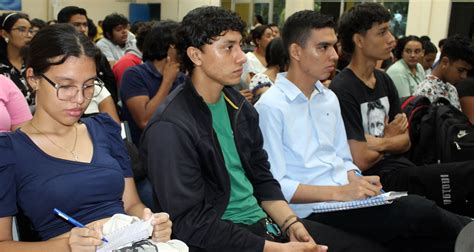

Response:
(53, 208), (109, 243)
(353, 170), (386, 193)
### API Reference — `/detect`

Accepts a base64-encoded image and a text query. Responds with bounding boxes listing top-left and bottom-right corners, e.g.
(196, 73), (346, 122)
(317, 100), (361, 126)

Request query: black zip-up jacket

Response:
(141, 78), (285, 252)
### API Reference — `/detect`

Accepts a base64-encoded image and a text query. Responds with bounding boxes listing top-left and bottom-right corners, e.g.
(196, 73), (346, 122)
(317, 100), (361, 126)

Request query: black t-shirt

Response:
(330, 68), (401, 141)
(0, 57), (33, 105)
(456, 77), (474, 98)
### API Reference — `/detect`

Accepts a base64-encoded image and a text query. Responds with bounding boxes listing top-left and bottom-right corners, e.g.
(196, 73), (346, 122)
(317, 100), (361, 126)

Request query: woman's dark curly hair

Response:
(393, 35), (423, 60)
(175, 6), (245, 74)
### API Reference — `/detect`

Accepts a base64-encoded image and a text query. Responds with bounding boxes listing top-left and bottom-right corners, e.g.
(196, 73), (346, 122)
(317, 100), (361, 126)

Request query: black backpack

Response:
(402, 96), (474, 165)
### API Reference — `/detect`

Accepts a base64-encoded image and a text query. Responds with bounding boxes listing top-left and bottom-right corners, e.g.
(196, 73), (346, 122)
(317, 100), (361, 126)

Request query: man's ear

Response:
(289, 43), (301, 61)
(186, 46), (202, 67)
(1, 30), (9, 42)
(440, 56), (450, 68)
(25, 68), (39, 90)
(353, 33), (363, 50)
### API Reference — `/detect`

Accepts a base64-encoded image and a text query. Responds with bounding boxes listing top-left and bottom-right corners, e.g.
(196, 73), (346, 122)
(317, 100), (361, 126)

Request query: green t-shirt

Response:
(207, 93), (267, 225)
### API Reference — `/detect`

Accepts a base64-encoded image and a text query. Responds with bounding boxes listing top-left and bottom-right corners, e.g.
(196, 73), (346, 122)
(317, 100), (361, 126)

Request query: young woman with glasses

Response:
(0, 24), (173, 251)
(0, 12), (34, 106)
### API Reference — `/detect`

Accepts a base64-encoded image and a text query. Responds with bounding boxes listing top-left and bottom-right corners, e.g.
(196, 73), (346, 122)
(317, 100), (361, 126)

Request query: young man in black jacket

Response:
(141, 6), (385, 252)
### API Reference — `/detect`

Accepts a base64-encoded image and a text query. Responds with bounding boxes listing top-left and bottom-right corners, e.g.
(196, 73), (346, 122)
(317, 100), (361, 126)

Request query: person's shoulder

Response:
(144, 84), (192, 135)
(82, 113), (120, 135)
(374, 68), (392, 82)
(151, 83), (187, 119)
(331, 68), (356, 92)
(121, 63), (145, 80)
(416, 75), (436, 89)
(255, 81), (288, 111)
(0, 132), (16, 166)
(386, 60), (404, 74)
(0, 75), (18, 95)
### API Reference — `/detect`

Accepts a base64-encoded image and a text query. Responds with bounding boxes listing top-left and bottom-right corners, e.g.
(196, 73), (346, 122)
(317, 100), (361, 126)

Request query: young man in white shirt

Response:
(256, 8), (471, 251)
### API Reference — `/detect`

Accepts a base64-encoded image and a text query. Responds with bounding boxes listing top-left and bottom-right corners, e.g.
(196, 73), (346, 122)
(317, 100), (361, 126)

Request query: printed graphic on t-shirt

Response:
(361, 96), (390, 137)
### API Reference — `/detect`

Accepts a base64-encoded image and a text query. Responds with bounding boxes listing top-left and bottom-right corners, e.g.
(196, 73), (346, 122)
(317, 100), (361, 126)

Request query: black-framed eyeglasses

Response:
(40, 73), (104, 101)
(11, 26), (34, 35)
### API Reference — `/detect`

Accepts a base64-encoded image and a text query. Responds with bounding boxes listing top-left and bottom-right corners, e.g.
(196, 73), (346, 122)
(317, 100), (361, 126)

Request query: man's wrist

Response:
(284, 217), (303, 238)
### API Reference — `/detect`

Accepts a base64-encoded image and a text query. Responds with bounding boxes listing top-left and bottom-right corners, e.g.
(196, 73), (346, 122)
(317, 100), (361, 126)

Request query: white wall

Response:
(20, 0), (221, 23)
(285, 0), (313, 19)
(406, 0), (452, 47)
(22, 0), (48, 20)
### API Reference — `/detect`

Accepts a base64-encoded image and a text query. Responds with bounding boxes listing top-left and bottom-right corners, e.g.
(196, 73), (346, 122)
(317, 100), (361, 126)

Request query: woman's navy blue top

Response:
(0, 114), (133, 240)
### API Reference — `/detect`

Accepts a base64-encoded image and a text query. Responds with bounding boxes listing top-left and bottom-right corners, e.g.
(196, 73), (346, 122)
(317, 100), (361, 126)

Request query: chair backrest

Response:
(14, 211), (41, 242)
(455, 221), (474, 252)
(12, 216), (19, 241)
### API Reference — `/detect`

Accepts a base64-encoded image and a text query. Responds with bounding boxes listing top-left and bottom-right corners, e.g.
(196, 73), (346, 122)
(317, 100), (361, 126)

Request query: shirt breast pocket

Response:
(314, 111), (338, 144)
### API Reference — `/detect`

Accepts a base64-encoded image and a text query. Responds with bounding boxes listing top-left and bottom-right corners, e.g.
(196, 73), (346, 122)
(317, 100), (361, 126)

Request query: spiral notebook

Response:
(312, 191), (408, 213)
(96, 218), (153, 252)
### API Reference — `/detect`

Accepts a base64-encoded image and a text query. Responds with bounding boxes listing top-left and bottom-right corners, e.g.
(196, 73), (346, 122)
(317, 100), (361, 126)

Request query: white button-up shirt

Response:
(255, 73), (359, 217)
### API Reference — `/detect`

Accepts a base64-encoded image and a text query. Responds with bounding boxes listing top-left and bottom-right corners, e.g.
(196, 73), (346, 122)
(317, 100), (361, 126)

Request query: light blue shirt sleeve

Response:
(255, 102), (300, 202)
(333, 97), (360, 174)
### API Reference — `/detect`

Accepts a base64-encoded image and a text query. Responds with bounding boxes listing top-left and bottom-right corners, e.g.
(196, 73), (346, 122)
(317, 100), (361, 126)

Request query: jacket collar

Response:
(184, 77), (244, 111)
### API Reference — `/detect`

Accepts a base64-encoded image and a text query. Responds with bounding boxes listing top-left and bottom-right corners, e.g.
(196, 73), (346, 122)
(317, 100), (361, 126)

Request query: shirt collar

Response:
(400, 59), (423, 78)
(275, 72), (326, 101)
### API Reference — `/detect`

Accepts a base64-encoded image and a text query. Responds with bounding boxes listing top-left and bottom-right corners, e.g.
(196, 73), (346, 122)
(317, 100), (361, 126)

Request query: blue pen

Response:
(53, 208), (109, 243)
(353, 170), (386, 193)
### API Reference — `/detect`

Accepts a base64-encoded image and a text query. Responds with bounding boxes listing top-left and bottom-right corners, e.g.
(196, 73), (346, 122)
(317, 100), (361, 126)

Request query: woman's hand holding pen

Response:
(142, 208), (173, 242)
(335, 171), (383, 201)
(68, 222), (104, 252)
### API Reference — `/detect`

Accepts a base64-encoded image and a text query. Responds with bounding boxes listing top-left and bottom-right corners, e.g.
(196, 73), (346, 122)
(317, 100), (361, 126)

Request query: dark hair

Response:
(175, 6), (245, 74)
(268, 23), (278, 28)
(47, 20), (57, 26)
(130, 21), (145, 34)
(420, 35), (431, 43)
(338, 3), (391, 56)
(255, 15), (264, 24)
(23, 23), (101, 76)
(57, 6), (87, 23)
(282, 10), (335, 55)
(30, 18), (46, 30)
(423, 40), (437, 55)
(135, 21), (155, 52)
(102, 13), (129, 40)
(87, 18), (97, 40)
(0, 12), (30, 32)
(142, 20), (179, 62)
(265, 37), (287, 72)
(438, 38), (447, 48)
(251, 25), (270, 46)
(441, 35), (474, 66)
(394, 35), (423, 60)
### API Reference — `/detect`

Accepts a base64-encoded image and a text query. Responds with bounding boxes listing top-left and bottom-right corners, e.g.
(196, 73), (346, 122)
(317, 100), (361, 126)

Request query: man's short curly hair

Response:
(102, 13), (129, 40)
(338, 3), (390, 56)
(175, 6), (245, 74)
(441, 35), (474, 67)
